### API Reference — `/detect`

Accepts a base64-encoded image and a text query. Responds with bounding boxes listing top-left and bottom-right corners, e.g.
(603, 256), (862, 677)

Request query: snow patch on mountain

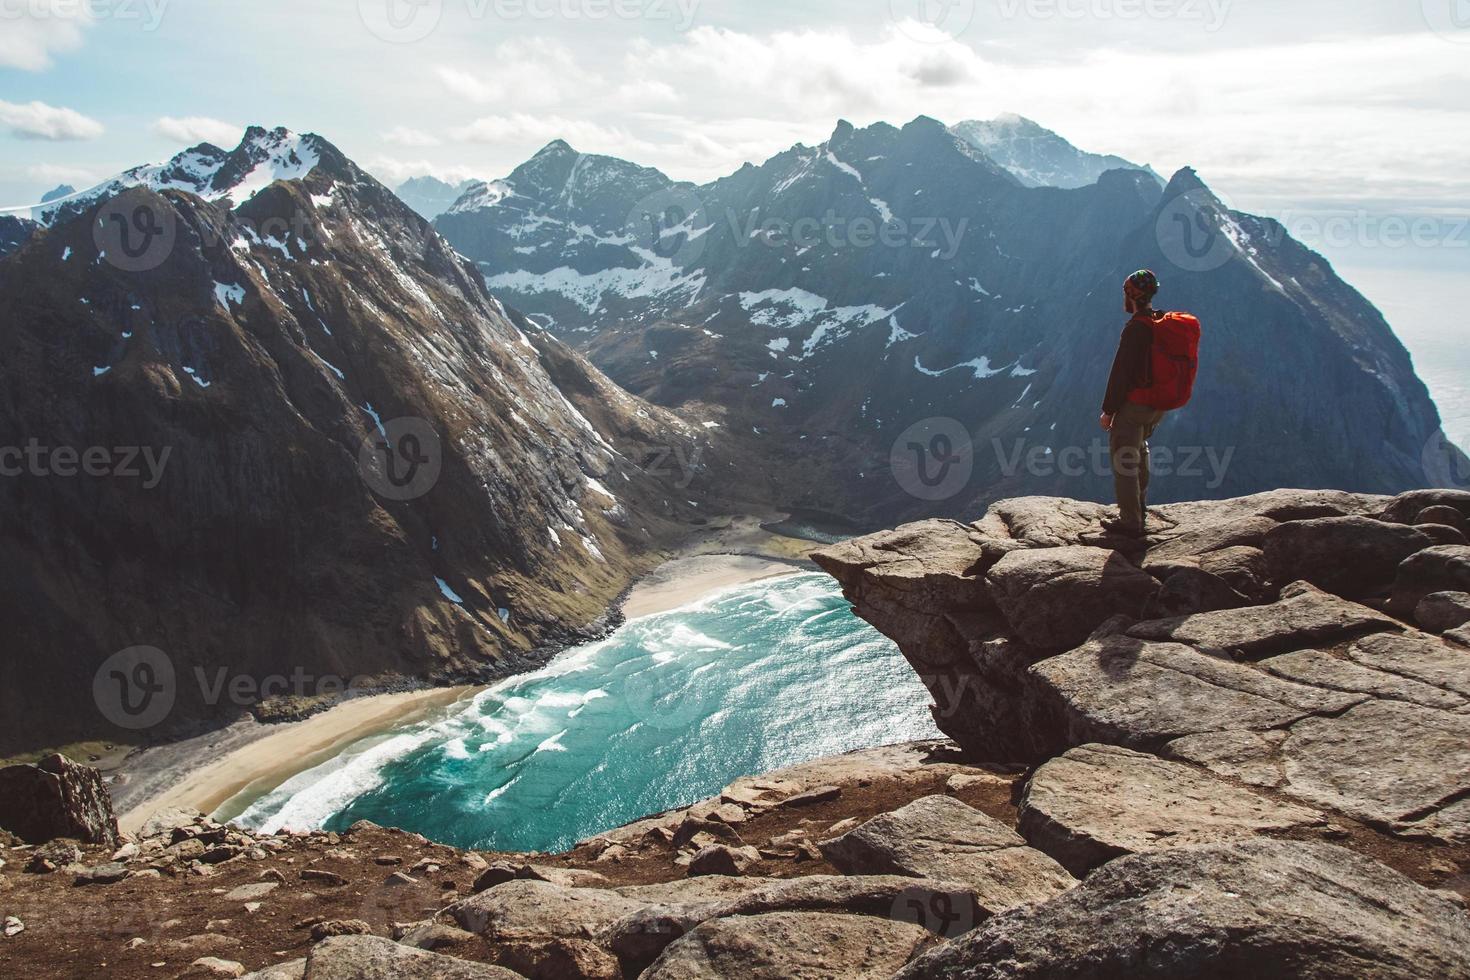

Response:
(486, 253), (705, 315)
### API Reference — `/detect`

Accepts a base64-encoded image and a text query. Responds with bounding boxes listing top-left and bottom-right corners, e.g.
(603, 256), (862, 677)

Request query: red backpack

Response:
(1129, 311), (1201, 411)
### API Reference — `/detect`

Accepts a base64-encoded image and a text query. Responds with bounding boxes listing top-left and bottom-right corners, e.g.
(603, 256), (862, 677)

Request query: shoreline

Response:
(620, 554), (807, 620)
(114, 521), (824, 830)
(114, 686), (479, 834)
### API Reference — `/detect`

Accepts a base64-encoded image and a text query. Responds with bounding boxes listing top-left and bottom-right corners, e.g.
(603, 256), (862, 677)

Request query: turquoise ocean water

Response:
(224, 573), (940, 853)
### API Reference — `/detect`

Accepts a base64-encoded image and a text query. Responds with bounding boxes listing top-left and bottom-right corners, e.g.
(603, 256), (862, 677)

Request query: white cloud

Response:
(0, 1), (93, 71)
(26, 162), (101, 186)
(0, 100), (104, 140)
(437, 67), (498, 103)
(151, 116), (243, 147)
(382, 126), (441, 147)
(436, 39), (605, 108)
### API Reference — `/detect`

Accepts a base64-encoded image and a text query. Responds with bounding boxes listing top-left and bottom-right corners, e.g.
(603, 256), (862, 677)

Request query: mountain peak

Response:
(1163, 166), (1208, 197)
(38, 124), (331, 224)
(535, 139), (577, 158)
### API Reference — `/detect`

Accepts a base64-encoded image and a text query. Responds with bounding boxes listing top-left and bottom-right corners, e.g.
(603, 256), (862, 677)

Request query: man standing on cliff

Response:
(1098, 270), (1201, 537)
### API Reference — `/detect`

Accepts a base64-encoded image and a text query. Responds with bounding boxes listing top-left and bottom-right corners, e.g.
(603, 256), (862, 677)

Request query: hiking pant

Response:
(1110, 402), (1168, 530)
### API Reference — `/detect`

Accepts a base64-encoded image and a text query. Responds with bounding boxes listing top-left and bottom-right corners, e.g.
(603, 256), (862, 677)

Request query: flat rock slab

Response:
(642, 911), (935, 980)
(1144, 515), (1279, 564)
(1168, 694), (1470, 844)
(1262, 648), (1469, 713)
(818, 795), (1074, 914)
(1018, 744), (1323, 875)
(1279, 699), (1470, 840)
(1126, 582), (1398, 658)
(301, 936), (520, 980)
(987, 546), (1160, 651)
(1030, 636), (1362, 750)
(1345, 633), (1470, 700)
(894, 840), (1470, 980)
(985, 497), (1112, 547)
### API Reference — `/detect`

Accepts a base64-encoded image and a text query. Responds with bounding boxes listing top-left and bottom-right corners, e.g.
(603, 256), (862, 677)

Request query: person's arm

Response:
(1102, 318), (1152, 417)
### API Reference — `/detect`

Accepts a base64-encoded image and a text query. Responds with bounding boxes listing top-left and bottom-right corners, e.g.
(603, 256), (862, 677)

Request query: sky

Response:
(2, 0), (1468, 278)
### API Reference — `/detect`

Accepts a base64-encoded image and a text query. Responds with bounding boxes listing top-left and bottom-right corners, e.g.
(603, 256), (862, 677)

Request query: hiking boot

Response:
(1097, 518), (1146, 537)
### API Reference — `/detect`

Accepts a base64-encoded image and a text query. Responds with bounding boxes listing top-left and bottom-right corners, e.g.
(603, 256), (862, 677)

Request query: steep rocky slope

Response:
(0, 127), (735, 754)
(435, 117), (1464, 524)
(0, 214), (35, 258)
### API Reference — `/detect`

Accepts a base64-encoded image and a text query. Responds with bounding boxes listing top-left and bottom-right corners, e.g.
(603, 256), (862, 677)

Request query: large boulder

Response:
(986, 547), (1160, 651)
(818, 795), (1074, 914)
(642, 911), (934, 980)
(300, 936), (520, 979)
(1017, 744), (1323, 875)
(447, 880), (639, 979)
(1392, 546), (1470, 615)
(604, 874), (983, 974)
(1379, 488), (1470, 526)
(1417, 592), (1470, 634)
(895, 840), (1470, 980)
(0, 754), (119, 846)
(1263, 516), (1433, 597)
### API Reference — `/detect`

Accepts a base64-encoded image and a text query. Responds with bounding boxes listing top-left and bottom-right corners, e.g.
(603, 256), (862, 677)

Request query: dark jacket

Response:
(1102, 314), (1156, 415)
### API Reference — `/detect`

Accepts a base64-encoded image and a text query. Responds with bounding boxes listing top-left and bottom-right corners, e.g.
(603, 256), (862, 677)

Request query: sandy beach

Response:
(114, 686), (477, 834)
(621, 554), (806, 619)
(113, 528), (824, 830)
